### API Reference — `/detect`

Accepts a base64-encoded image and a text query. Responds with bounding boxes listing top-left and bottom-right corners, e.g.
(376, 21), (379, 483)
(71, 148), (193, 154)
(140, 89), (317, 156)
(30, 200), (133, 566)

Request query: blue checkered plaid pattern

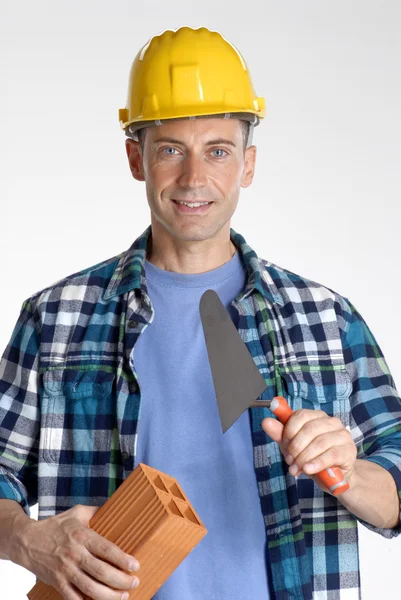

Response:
(1, 225), (400, 599)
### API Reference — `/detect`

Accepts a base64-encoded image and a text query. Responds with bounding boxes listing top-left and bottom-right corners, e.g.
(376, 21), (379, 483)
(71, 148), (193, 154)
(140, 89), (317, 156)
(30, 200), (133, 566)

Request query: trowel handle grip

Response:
(269, 396), (294, 424)
(271, 396), (350, 496)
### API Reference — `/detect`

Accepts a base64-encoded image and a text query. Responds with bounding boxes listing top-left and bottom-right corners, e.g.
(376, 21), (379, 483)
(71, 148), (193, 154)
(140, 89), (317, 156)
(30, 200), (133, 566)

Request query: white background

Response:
(2, 1), (401, 598)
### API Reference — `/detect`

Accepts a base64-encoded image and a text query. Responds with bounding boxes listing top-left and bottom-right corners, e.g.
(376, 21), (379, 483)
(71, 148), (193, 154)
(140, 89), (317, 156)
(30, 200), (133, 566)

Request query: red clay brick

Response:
(28, 463), (207, 600)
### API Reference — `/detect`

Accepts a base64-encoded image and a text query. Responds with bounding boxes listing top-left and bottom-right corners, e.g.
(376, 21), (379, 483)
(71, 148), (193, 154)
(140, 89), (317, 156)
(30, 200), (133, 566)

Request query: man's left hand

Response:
(261, 409), (358, 494)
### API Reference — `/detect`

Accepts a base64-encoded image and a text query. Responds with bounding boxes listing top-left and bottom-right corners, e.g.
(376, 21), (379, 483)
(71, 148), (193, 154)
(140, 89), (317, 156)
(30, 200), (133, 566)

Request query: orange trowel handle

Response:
(270, 396), (350, 496)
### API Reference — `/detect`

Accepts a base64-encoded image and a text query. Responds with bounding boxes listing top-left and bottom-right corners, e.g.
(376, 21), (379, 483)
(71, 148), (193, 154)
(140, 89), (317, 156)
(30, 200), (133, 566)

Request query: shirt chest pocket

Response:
(279, 367), (353, 427)
(40, 369), (116, 466)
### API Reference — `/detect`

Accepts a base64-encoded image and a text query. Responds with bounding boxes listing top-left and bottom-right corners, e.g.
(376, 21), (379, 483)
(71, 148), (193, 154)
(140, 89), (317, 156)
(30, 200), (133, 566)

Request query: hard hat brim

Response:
(122, 111), (262, 137)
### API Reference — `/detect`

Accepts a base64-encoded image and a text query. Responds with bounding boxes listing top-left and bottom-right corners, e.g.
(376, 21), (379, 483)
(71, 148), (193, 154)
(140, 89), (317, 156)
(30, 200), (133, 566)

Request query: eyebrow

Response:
(152, 136), (236, 148)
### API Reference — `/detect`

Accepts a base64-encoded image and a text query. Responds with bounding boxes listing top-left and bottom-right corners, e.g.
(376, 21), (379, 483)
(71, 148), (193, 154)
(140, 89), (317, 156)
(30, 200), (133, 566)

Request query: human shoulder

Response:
(22, 250), (125, 313)
(259, 257), (353, 333)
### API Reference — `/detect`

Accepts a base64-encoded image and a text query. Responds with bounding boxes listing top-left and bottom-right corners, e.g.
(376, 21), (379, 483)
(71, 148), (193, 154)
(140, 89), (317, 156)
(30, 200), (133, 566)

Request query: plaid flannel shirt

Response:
(1, 226), (401, 600)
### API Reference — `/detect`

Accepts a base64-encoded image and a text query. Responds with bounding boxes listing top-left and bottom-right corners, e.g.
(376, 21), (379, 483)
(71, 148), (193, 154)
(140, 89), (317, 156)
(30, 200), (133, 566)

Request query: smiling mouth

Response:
(172, 199), (213, 208)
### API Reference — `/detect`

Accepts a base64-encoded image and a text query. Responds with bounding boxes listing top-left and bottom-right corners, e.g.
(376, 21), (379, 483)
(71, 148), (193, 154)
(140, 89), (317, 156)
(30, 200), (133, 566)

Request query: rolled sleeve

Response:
(340, 297), (401, 537)
(0, 297), (40, 516)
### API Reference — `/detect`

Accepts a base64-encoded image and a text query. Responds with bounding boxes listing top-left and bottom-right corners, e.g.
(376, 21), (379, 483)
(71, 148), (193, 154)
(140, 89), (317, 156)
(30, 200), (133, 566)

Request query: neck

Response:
(147, 222), (237, 274)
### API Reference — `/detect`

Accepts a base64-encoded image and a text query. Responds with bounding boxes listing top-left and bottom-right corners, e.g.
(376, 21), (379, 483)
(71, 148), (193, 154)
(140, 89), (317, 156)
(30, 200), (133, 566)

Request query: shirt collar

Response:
(103, 225), (284, 307)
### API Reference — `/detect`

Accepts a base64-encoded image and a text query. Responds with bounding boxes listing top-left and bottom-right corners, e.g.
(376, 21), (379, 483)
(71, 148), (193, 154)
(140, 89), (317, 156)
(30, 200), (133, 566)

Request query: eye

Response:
(211, 148), (227, 158)
(161, 147), (179, 156)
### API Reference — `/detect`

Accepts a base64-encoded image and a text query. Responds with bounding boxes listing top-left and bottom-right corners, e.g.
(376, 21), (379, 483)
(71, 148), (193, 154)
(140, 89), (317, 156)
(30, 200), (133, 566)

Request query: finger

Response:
(86, 533), (140, 574)
(286, 415), (346, 464)
(261, 418), (284, 443)
(66, 504), (100, 526)
(282, 408), (328, 447)
(293, 427), (354, 472)
(305, 443), (357, 476)
(81, 547), (140, 591)
(290, 436), (357, 477)
(57, 580), (84, 600)
(68, 565), (133, 600)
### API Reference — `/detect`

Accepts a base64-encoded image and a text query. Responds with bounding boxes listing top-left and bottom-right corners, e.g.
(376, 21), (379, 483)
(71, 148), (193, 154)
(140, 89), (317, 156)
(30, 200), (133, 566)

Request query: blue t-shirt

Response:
(134, 250), (270, 599)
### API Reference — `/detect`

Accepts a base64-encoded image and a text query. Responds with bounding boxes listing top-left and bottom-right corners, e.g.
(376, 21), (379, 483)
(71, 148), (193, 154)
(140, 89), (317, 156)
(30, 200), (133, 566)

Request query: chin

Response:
(152, 212), (231, 243)
(165, 223), (217, 242)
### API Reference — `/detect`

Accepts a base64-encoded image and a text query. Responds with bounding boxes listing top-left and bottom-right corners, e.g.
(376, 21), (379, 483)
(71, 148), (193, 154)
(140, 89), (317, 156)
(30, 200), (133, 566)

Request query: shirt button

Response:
(127, 320), (139, 329)
(121, 451), (129, 461)
(129, 380), (138, 394)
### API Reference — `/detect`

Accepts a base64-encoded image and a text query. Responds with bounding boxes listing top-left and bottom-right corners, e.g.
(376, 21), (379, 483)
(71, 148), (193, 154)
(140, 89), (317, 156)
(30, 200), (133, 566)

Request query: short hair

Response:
(137, 119), (250, 152)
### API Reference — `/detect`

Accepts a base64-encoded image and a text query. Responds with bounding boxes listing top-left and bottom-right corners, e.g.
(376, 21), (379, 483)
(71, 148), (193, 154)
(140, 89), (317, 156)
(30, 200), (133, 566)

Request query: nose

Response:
(178, 154), (207, 189)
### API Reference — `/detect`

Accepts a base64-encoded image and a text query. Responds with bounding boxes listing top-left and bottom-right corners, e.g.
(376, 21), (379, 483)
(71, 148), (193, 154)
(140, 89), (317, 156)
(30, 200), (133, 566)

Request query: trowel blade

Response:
(199, 289), (268, 433)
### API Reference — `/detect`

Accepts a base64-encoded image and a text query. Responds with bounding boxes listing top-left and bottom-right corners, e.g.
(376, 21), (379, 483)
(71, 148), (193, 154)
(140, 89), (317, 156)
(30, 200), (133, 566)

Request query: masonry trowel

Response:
(199, 289), (350, 496)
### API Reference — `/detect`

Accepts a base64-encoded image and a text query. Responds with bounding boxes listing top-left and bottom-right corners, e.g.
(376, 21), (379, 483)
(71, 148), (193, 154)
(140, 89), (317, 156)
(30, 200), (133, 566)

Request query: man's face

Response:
(125, 117), (256, 244)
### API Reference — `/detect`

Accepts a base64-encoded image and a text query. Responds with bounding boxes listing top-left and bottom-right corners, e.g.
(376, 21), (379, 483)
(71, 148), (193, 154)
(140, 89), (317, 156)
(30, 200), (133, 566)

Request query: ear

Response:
(125, 138), (145, 181)
(241, 145), (257, 188)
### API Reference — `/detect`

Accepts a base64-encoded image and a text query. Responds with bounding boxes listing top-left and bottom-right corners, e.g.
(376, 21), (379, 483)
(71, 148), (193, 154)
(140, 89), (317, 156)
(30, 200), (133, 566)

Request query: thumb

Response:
(261, 417), (284, 443)
(69, 504), (100, 525)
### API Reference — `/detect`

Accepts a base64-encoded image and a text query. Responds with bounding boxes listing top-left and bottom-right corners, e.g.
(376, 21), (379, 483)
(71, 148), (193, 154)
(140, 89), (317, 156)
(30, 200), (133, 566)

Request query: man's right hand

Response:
(13, 504), (140, 600)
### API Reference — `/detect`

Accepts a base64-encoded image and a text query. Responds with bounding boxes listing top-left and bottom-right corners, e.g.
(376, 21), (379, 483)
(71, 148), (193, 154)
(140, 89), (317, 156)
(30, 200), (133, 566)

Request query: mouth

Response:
(171, 199), (213, 214)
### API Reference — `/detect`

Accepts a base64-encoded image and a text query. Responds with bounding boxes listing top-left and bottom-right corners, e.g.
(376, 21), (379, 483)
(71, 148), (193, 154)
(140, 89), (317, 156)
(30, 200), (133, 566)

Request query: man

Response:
(0, 26), (400, 600)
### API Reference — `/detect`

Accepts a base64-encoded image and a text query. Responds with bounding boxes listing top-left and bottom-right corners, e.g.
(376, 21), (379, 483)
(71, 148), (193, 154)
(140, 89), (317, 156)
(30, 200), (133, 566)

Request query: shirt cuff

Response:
(0, 469), (30, 516)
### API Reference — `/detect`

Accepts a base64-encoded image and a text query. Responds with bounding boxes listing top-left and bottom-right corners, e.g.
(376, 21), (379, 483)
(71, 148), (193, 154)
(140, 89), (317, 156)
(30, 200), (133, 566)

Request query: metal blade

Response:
(199, 289), (268, 433)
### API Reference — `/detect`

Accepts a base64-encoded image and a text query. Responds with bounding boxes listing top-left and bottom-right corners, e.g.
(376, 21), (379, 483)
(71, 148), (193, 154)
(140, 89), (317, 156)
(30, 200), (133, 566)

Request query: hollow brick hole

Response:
(184, 506), (200, 525)
(170, 482), (185, 500)
(153, 475), (169, 494)
(168, 500), (184, 518)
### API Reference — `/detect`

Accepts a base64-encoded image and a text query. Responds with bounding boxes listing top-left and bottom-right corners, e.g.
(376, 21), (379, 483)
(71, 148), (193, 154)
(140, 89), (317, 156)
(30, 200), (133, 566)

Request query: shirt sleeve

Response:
(0, 297), (40, 516)
(340, 296), (401, 538)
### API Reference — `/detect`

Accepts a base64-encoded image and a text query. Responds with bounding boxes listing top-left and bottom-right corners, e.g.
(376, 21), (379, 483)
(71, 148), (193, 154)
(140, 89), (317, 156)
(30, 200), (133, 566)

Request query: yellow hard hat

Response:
(119, 27), (265, 133)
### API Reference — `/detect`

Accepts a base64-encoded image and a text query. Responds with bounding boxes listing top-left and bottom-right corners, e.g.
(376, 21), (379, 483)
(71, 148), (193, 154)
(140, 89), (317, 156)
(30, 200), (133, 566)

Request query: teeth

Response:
(176, 200), (211, 208)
